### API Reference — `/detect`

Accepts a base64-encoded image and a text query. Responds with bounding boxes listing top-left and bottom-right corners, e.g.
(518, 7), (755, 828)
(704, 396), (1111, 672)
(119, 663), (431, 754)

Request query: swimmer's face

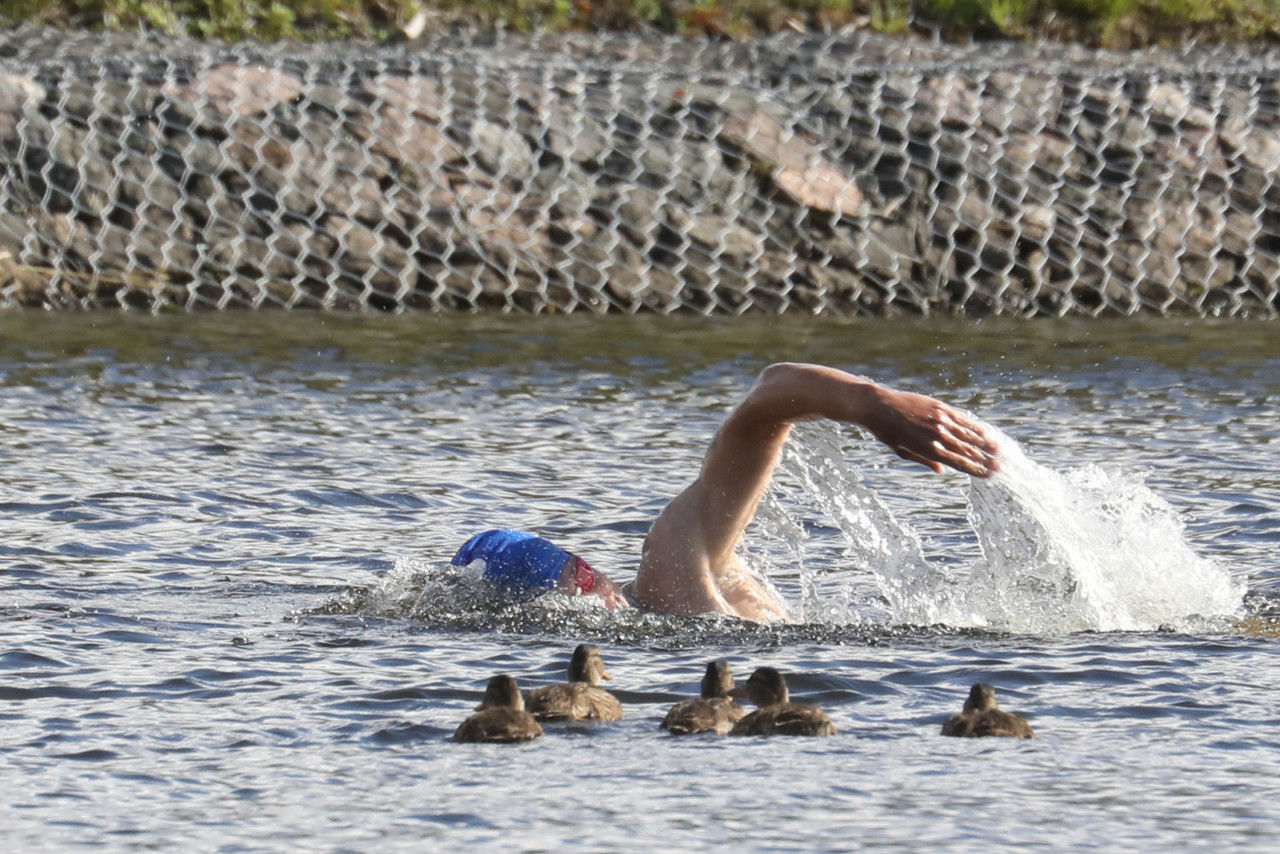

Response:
(556, 556), (630, 611)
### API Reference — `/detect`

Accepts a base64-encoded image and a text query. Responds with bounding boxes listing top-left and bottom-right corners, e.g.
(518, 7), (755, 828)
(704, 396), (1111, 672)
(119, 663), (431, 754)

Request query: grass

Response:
(0, 0), (1275, 45)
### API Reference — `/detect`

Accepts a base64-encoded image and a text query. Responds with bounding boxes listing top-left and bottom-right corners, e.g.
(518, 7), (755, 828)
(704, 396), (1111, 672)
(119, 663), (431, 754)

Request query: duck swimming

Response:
(661, 661), (745, 735)
(729, 666), (837, 737)
(941, 683), (1034, 738)
(452, 674), (545, 743)
(527, 644), (623, 722)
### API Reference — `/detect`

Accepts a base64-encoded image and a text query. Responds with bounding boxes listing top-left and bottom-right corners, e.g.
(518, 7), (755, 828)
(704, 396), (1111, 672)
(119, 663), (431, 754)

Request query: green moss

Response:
(0, 0), (1274, 44)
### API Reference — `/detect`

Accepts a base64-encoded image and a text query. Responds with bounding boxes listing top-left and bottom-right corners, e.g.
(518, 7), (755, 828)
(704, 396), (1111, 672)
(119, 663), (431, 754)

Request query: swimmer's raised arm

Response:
(628, 363), (999, 621)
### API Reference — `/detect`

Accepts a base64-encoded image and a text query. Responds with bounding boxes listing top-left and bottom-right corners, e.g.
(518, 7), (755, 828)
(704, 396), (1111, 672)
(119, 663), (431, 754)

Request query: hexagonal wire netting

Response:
(0, 24), (1278, 315)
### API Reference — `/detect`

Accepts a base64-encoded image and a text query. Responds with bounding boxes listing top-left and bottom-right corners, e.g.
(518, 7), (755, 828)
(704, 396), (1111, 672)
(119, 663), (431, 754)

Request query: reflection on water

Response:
(1, 313), (1279, 848)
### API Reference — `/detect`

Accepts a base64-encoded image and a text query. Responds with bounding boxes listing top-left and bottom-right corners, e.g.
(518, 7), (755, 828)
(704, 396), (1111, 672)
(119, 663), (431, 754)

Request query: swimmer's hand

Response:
(591, 575), (632, 611)
(859, 385), (999, 478)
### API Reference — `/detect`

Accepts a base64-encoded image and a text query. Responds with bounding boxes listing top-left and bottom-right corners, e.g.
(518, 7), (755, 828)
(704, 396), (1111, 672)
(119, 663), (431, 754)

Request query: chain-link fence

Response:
(0, 24), (1278, 315)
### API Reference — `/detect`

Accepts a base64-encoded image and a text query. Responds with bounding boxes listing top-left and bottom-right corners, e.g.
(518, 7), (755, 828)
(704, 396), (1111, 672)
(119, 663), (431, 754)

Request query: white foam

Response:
(768, 422), (1244, 633)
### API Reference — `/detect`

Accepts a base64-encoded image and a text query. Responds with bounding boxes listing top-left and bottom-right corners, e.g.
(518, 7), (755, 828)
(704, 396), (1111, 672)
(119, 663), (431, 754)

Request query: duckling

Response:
(661, 661), (745, 735)
(452, 674), (544, 743)
(941, 683), (1034, 738)
(729, 666), (837, 737)
(527, 644), (623, 722)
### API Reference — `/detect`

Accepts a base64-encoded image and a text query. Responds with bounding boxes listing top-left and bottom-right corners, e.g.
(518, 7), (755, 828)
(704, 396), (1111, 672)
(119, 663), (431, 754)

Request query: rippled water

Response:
(2, 314), (1279, 850)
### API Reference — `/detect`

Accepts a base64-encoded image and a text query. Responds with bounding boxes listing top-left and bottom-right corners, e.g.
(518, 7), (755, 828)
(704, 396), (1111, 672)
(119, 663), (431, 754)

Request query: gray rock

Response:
(0, 74), (46, 138)
(459, 117), (535, 184)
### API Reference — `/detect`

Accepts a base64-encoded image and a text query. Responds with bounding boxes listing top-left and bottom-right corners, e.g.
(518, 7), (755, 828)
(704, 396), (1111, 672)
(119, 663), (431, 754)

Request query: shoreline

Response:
(0, 24), (1277, 315)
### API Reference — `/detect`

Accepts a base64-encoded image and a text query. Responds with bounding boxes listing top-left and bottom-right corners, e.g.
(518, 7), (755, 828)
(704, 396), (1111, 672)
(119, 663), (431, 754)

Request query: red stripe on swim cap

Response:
(573, 556), (596, 595)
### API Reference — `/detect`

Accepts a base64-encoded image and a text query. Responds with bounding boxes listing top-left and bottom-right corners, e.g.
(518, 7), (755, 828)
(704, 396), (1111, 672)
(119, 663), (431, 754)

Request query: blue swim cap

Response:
(451, 529), (572, 592)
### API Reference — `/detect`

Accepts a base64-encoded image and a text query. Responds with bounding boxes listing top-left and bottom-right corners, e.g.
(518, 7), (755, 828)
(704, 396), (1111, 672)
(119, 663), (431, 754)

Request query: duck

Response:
(729, 666), (837, 737)
(940, 683), (1034, 738)
(661, 661), (746, 735)
(527, 643), (623, 722)
(452, 674), (545, 743)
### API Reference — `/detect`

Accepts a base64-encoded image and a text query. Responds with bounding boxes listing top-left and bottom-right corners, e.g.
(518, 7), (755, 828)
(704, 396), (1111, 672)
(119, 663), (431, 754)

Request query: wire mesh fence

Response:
(0, 23), (1278, 315)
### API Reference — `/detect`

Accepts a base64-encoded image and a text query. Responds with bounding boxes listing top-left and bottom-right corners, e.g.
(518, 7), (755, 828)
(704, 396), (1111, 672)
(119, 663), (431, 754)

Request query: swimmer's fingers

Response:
(896, 432), (998, 478)
(868, 387), (999, 477)
(927, 409), (1000, 476)
(933, 428), (1000, 477)
(938, 411), (999, 455)
(894, 446), (944, 474)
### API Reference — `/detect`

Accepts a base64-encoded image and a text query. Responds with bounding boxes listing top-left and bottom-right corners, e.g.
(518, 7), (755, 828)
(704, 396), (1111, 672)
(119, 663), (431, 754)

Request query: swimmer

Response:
(452, 362), (999, 621)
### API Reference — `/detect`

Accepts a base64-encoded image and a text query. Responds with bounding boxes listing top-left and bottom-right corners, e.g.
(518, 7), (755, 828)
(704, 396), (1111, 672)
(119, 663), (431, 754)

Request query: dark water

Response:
(2, 314), (1279, 849)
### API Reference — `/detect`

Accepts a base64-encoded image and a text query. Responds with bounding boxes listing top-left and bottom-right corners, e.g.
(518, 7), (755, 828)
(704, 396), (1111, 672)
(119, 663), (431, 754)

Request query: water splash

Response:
(772, 422), (1245, 634)
(332, 423), (1243, 637)
(314, 554), (918, 647)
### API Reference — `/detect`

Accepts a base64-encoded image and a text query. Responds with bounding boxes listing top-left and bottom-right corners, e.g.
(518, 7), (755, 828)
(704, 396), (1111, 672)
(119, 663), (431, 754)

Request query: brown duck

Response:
(661, 661), (746, 735)
(527, 644), (623, 722)
(729, 666), (837, 737)
(941, 683), (1034, 738)
(452, 674), (544, 743)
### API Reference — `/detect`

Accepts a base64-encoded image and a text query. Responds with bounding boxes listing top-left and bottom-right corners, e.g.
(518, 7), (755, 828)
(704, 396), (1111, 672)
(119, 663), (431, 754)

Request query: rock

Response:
(1148, 83), (1214, 131)
(361, 74), (446, 122)
(718, 111), (864, 217)
(856, 218), (919, 289)
(462, 118), (535, 183)
(1020, 204), (1057, 244)
(348, 101), (464, 174)
(0, 74), (45, 137)
(593, 185), (662, 248)
(0, 27), (1277, 314)
(162, 63), (304, 121)
(1240, 247), (1280, 302)
(916, 74), (981, 130)
(325, 216), (418, 302)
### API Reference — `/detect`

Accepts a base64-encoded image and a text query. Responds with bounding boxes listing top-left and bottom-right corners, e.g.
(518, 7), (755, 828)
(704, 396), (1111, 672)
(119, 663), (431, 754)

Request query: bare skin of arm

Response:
(622, 362), (1000, 621)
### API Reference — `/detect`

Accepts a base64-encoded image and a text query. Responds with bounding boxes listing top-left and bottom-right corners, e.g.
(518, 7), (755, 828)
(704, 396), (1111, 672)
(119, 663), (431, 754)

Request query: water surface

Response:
(1, 314), (1278, 849)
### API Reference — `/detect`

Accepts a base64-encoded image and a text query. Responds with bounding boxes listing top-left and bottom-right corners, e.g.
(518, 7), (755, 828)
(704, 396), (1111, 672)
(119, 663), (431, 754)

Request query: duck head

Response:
(963, 682), (998, 713)
(735, 666), (789, 707)
(700, 661), (735, 700)
(479, 674), (525, 711)
(568, 644), (611, 685)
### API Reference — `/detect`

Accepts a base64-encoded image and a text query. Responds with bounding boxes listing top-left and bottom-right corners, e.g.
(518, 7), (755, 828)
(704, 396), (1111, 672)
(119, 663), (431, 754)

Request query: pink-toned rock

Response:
(362, 75), (446, 122)
(720, 111), (863, 217)
(348, 76), (463, 169)
(163, 64), (304, 119)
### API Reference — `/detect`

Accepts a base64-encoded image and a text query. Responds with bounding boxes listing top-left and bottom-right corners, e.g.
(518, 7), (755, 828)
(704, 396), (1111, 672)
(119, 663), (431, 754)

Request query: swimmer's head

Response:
(452, 529), (628, 610)
(452, 529), (571, 593)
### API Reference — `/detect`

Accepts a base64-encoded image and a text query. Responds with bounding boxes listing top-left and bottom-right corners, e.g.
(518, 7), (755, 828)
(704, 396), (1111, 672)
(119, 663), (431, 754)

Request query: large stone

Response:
(719, 111), (864, 217)
(162, 63), (304, 121)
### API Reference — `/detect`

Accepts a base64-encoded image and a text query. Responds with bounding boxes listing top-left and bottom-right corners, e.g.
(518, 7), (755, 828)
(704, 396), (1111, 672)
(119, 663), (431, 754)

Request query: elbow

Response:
(757, 362), (803, 384)
(751, 362), (807, 400)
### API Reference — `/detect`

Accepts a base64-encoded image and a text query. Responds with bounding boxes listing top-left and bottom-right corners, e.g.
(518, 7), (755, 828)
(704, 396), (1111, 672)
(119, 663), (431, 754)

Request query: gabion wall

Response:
(0, 24), (1278, 315)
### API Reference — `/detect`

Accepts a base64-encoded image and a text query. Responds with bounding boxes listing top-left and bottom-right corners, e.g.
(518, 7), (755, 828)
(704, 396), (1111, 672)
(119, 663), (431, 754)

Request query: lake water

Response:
(2, 313), (1278, 850)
